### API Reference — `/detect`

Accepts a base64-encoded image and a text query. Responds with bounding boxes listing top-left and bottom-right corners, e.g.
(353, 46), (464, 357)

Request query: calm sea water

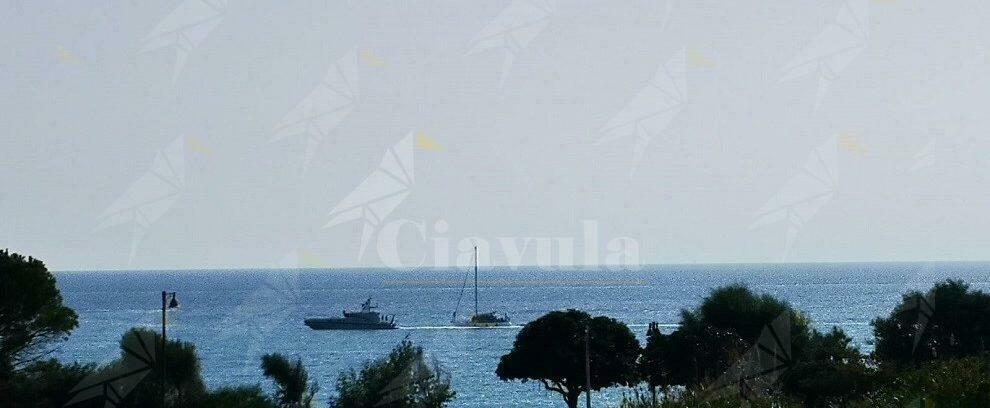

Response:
(54, 263), (990, 407)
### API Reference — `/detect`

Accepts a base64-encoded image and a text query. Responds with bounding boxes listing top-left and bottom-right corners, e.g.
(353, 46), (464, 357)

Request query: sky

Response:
(2, 0), (989, 271)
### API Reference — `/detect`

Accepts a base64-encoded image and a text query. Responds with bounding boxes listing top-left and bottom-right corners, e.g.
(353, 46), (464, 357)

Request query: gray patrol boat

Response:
(304, 298), (397, 330)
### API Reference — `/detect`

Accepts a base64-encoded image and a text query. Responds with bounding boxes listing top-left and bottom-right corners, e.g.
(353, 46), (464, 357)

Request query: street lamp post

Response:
(161, 291), (178, 408)
(585, 323), (592, 408)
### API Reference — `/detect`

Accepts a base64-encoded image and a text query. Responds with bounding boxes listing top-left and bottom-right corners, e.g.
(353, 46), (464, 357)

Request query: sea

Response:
(54, 262), (990, 407)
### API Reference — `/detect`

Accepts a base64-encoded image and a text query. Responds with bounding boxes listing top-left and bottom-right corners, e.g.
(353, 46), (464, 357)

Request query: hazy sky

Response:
(3, 0), (989, 271)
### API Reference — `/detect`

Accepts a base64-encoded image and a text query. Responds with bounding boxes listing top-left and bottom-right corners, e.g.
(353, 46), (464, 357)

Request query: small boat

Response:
(452, 246), (511, 327)
(305, 298), (396, 330)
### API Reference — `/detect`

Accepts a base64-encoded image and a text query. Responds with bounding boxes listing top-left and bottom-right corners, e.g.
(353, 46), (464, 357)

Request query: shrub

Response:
(331, 339), (454, 408)
(857, 356), (990, 407)
(7, 359), (98, 408)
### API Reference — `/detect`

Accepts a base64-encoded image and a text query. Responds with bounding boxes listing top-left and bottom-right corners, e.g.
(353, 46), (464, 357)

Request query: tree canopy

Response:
(780, 327), (874, 406)
(640, 284), (873, 406)
(331, 339), (455, 408)
(115, 327), (207, 407)
(872, 279), (990, 366)
(0, 249), (78, 377)
(641, 284), (812, 389)
(261, 353), (318, 408)
(7, 359), (99, 408)
(201, 386), (275, 408)
(496, 309), (640, 408)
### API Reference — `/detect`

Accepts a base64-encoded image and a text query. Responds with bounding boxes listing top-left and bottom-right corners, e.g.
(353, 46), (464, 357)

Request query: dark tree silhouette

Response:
(780, 327), (873, 406)
(202, 386), (276, 408)
(637, 322), (670, 403)
(642, 284), (811, 388)
(7, 359), (99, 408)
(0, 249), (78, 378)
(873, 279), (990, 366)
(58, 326), (290, 408)
(115, 328), (206, 408)
(261, 353), (317, 408)
(496, 309), (640, 408)
(642, 284), (874, 405)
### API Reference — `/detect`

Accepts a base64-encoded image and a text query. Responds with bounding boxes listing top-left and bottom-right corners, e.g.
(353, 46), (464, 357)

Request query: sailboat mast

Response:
(474, 245), (478, 315)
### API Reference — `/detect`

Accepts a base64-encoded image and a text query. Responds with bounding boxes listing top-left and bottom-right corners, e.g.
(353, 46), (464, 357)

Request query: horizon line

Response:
(52, 258), (990, 273)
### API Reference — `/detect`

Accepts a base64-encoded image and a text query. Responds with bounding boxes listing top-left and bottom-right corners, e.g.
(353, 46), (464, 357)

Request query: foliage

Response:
(0, 249), (79, 378)
(261, 353), (318, 408)
(872, 279), (990, 366)
(641, 284), (812, 389)
(856, 356), (990, 407)
(7, 331), (221, 408)
(113, 327), (207, 408)
(638, 322), (670, 401)
(331, 339), (455, 408)
(202, 385), (278, 408)
(496, 309), (641, 408)
(7, 359), (99, 408)
(779, 327), (875, 407)
(641, 284), (878, 406)
(617, 385), (802, 408)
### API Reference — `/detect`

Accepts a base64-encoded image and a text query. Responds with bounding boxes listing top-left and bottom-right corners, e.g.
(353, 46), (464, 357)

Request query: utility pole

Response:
(585, 323), (592, 408)
(161, 291), (166, 408)
(474, 245), (478, 316)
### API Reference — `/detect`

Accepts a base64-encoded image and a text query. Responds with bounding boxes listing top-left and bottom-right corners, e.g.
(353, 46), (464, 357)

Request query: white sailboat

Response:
(452, 246), (511, 327)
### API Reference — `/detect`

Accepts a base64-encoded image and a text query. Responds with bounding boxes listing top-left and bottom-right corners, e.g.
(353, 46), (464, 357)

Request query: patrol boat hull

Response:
(304, 318), (396, 330)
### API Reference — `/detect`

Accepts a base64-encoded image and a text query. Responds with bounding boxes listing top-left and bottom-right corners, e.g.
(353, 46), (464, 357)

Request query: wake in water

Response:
(397, 325), (524, 330)
(395, 323), (679, 330)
